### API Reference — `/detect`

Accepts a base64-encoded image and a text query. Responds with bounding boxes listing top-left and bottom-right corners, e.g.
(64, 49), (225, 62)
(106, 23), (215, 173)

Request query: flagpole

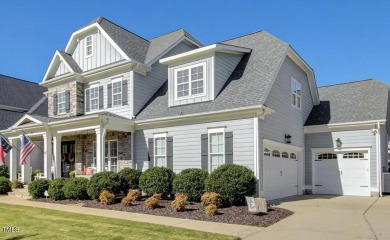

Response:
(0, 132), (21, 153)
(21, 130), (46, 155)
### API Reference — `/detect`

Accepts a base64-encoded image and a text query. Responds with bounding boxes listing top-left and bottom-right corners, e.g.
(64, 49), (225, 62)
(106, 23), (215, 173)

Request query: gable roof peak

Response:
(318, 78), (384, 89)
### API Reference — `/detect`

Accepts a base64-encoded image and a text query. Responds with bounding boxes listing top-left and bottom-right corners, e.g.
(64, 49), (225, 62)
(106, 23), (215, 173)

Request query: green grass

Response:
(0, 203), (238, 240)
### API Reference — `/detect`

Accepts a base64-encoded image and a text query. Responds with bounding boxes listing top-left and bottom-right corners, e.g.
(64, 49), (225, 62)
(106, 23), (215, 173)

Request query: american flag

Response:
(20, 134), (35, 166)
(0, 137), (12, 165)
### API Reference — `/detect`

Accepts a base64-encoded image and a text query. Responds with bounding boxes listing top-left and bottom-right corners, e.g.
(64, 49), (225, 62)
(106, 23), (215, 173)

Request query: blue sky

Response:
(0, 1), (388, 87)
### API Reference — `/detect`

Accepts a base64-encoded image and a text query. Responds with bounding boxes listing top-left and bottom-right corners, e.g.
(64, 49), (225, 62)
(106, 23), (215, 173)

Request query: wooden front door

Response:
(61, 141), (75, 178)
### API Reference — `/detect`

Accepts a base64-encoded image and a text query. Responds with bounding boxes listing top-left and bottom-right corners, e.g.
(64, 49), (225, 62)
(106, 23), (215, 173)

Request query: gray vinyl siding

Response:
(134, 118), (254, 173)
(54, 61), (70, 77)
(305, 130), (377, 187)
(214, 53), (242, 97)
(380, 123), (388, 172)
(72, 32), (124, 72)
(30, 141), (44, 173)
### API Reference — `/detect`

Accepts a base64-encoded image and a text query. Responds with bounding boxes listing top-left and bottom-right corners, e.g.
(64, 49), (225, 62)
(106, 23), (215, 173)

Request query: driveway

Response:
(244, 195), (390, 240)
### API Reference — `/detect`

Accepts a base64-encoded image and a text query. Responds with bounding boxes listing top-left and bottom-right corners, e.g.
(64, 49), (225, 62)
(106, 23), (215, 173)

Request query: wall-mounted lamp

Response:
(285, 134), (292, 144)
(335, 138), (342, 148)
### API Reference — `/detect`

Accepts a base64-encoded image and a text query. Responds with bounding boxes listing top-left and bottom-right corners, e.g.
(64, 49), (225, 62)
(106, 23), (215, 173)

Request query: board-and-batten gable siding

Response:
(133, 42), (196, 115)
(84, 71), (131, 119)
(305, 130), (377, 187)
(133, 118), (254, 173)
(214, 53), (242, 97)
(72, 32), (124, 72)
(380, 123), (388, 172)
(54, 61), (70, 77)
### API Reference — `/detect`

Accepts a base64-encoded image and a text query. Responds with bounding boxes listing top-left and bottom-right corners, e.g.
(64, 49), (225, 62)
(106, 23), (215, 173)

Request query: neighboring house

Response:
(1, 17), (388, 200)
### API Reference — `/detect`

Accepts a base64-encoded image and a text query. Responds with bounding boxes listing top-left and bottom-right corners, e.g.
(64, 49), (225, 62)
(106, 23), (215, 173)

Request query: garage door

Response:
(314, 152), (370, 196)
(264, 148), (298, 200)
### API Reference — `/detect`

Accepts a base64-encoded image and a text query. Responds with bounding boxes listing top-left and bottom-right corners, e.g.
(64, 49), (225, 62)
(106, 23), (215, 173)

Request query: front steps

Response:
(7, 185), (31, 199)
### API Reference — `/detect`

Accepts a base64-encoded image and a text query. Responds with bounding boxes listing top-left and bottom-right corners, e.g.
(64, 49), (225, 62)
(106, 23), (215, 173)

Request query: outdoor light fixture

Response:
(335, 138), (342, 148)
(285, 134), (291, 144)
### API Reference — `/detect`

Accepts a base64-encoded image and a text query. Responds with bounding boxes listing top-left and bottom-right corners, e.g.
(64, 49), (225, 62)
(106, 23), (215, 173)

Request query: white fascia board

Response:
(40, 73), (80, 87)
(42, 50), (75, 83)
(159, 43), (252, 65)
(304, 119), (386, 133)
(12, 114), (42, 128)
(263, 139), (303, 152)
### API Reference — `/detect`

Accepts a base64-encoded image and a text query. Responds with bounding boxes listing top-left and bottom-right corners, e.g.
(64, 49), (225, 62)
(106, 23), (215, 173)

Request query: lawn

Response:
(0, 204), (238, 240)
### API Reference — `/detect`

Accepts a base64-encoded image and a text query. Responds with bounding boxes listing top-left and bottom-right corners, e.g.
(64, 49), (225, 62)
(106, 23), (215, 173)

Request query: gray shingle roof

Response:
(305, 79), (389, 126)
(58, 50), (83, 73)
(136, 31), (289, 120)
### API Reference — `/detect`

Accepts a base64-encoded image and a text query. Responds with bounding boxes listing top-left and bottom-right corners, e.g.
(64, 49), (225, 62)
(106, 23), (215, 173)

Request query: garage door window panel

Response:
(272, 150), (280, 157)
(264, 148), (270, 156)
(343, 152), (364, 159)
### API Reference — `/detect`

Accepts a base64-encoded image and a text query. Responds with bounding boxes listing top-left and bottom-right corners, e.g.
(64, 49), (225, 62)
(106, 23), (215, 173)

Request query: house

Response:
(1, 17), (388, 200)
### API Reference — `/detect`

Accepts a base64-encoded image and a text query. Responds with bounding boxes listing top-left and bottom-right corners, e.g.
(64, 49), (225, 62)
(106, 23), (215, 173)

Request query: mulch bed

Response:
(32, 198), (293, 227)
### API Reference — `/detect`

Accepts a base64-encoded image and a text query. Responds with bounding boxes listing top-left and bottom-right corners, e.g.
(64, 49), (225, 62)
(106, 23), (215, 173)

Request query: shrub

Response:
(145, 196), (159, 209)
(48, 178), (67, 200)
(152, 193), (162, 200)
(171, 194), (187, 212)
(205, 204), (218, 217)
(63, 178), (89, 200)
(139, 167), (175, 197)
(127, 189), (141, 201)
(0, 177), (11, 194)
(69, 170), (76, 178)
(87, 172), (122, 200)
(173, 168), (208, 202)
(205, 164), (256, 206)
(119, 168), (142, 192)
(175, 193), (188, 201)
(11, 179), (23, 189)
(31, 169), (43, 180)
(28, 179), (50, 199)
(201, 192), (222, 207)
(121, 196), (135, 206)
(99, 190), (116, 205)
(0, 165), (9, 178)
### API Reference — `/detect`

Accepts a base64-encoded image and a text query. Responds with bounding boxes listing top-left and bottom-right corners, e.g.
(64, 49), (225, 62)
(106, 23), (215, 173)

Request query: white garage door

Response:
(314, 152), (370, 196)
(264, 149), (298, 200)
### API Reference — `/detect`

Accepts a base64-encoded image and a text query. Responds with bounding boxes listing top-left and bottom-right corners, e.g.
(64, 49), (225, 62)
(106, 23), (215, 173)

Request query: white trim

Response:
(254, 117), (259, 179)
(12, 115), (43, 128)
(84, 35), (94, 58)
(208, 128), (225, 173)
(154, 133), (167, 167)
(104, 140), (119, 173)
(304, 120), (386, 133)
(112, 77), (123, 107)
(263, 139), (303, 152)
(174, 62), (207, 100)
(89, 84), (100, 112)
(291, 77), (302, 110)
(57, 125), (100, 134)
(57, 90), (66, 115)
(42, 50), (75, 82)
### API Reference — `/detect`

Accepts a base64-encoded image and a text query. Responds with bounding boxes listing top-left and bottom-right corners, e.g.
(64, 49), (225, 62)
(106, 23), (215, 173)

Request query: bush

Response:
(152, 193), (162, 200)
(174, 193), (188, 201)
(205, 204), (218, 217)
(0, 165), (9, 178)
(205, 164), (256, 206)
(69, 170), (76, 178)
(31, 169), (43, 181)
(28, 179), (50, 199)
(145, 196), (159, 209)
(63, 178), (89, 200)
(139, 167), (175, 197)
(0, 177), (11, 194)
(171, 194), (187, 212)
(127, 189), (141, 201)
(87, 172), (122, 200)
(201, 192), (222, 207)
(11, 179), (23, 189)
(173, 168), (208, 202)
(48, 178), (67, 200)
(121, 196), (135, 206)
(119, 168), (142, 192)
(99, 190), (116, 205)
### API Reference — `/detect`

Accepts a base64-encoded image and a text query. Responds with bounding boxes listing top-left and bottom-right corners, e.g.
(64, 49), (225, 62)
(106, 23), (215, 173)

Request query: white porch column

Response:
(9, 139), (18, 181)
(131, 130), (135, 169)
(53, 133), (62, 179)
(43, 132), (53, 180)
(21, 155), (31, 184)
(95, 127), (106, 173)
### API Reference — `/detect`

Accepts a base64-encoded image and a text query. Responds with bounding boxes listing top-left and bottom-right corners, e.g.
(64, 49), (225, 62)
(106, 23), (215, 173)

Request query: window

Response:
(90, 86), (99, 111)
(175, 63), (205, 99)
(104, 140), (118, 172)
(57, 91), (66, 114)
(92, 142), (97, 168)
(290, 153), (297, 159)
(85, 35), (93, 57)
(291, 78), (302, 109)
(112, 79), (122, 106)
(209, 129), (224, 172)
(154, 134), (167, 167)
(272, 150), (280, 157)
(264, 148), (270, 156)
(343, 152), (364, 159)
(282, 152), (289, 158)
(318, 153), (337, 159)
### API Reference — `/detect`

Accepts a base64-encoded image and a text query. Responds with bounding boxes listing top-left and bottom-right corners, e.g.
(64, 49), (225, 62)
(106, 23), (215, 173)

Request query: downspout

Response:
(377, 122), (383, 197)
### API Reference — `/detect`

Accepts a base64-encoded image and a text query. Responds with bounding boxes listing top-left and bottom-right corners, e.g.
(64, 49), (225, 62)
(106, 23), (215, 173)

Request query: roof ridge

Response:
(0, 74), (40, 85)
(149, 28), (184, 40)
(318, 79), (381, 88)
(99, 17), (150, 43)
(222, 30), (264, 43)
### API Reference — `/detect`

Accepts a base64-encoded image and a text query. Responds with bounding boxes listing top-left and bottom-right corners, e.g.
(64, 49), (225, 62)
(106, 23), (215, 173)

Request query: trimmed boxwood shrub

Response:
(63, 178), (89, 200)
(48, 178), (67, 200)
(0, 165), (9, 178)
(28, 179), (50, 199)
(205, 164), (256, 206)
(173, 168), (208, 202)
(87, 172), (122, 200)
(118, 168), (142, 193)
(139, 167), (175, 196)
(0, 177), (11, 194)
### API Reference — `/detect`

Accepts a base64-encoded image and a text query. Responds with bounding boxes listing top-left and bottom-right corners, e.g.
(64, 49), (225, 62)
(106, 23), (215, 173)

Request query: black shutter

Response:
(99, 86), (104, 109)
(201, 134), (208, 171)
(148, 138), (154, 168)
(53, 94), (58, 115)
(85, 89), (90, 112)
(65, 90), (70, 113)
(166, 137), (173, 170)
(107, 83), (112, 108)
(122, 80), (128, 105)
(225, 132), (233, 164)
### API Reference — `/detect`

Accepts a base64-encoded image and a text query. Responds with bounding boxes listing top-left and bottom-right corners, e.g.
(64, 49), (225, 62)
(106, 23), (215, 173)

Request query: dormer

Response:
(160, 43), (251, 106)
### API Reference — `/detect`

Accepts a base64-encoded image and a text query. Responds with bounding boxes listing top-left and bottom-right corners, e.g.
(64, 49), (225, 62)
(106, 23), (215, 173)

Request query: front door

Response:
(61, 141), (76, 177)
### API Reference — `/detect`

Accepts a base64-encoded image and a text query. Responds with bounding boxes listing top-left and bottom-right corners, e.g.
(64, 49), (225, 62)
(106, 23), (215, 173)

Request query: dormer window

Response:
(175, 62), (205, 99)
(85, 35), (93, 57)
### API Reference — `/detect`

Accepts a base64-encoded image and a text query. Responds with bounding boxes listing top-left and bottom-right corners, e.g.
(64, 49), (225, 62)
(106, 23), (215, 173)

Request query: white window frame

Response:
(208, 128), (225, 172)
(174, 62), (207, 100)
(112, 77), (122, 107)
(57, 91), (66, 114)
(89, 84), (99, 111)
(291, 78), (302, 109)
(93, 140), (118, 172)
(85, 35), (93, 58)
(154, 133), (167, 167)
